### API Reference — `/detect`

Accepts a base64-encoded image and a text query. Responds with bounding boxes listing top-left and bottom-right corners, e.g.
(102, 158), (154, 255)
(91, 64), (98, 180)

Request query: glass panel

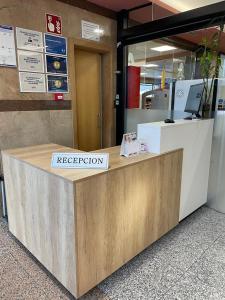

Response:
(125, 23), (225, 132)
(126, 38), (196, 132)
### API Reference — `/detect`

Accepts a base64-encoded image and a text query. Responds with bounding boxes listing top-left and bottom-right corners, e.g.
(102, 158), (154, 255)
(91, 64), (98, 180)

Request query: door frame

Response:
(68, 38), (114, 149)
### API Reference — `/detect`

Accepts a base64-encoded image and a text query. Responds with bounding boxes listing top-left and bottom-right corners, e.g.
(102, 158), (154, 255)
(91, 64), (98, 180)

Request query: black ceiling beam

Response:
(119, 1), (225, 45)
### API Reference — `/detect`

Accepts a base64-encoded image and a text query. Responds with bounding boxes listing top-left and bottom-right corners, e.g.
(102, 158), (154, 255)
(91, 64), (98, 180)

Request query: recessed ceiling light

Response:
(142, 64), (159, 68)
(151, 45), (177, 52)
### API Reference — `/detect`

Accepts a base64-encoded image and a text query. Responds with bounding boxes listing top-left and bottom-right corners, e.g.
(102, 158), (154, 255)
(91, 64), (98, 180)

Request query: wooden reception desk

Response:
(2, 144), (182, 298)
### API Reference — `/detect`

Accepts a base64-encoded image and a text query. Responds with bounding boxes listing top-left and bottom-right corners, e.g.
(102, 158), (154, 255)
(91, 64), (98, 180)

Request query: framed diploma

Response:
(18, 50), (44, 73)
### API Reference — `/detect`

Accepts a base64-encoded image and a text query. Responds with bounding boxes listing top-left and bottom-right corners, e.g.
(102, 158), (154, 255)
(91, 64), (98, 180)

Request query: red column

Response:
(127, 66), (140, 109)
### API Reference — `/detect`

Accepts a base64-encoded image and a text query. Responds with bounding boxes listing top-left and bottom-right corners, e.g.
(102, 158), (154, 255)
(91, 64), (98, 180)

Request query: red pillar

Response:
(127, 66), (141, 109)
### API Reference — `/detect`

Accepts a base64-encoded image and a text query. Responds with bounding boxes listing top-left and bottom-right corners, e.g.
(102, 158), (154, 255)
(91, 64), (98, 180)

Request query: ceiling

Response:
(88, 0), (223, 13)
(87, 0), (151, 12)
(88, 0), (225, 25)
(160, 0), (223, 12)
(86, 0), (225, 79)
(87, 0), (176, 24)
(87, 0), (225, 53)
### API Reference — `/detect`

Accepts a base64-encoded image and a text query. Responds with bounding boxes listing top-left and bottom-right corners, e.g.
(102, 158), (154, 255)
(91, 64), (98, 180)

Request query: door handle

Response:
(97, 113), (102, 128)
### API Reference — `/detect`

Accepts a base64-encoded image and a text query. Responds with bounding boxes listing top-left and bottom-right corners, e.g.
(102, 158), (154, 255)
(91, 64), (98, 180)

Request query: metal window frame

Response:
(116, 1), (225, 144)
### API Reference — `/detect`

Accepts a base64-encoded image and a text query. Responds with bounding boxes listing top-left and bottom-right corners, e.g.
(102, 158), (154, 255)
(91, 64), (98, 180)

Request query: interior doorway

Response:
(68, 38), (114, 150)
(74, 48), (102, 151)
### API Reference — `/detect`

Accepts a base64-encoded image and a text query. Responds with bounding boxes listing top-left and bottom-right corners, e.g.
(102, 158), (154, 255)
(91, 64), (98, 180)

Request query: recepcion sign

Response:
(51, 153), (109, 169)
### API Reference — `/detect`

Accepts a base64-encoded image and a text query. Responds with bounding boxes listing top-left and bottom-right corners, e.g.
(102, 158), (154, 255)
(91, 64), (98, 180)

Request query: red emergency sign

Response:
(46, 14), (62, 35)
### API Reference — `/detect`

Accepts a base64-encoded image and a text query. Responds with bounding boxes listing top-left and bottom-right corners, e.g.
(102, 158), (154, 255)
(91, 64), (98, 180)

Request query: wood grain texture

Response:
(2, 144), (182, 298)
(69, 38), (115, 149)
(74, 48), (101, 151)
(2, 144), (160, 182)
(75, 149), (183, 296)
(2, 153), (77, 295)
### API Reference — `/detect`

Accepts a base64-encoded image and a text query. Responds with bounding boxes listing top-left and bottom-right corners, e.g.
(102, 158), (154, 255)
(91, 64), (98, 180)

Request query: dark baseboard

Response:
(0, 100), (71, 112)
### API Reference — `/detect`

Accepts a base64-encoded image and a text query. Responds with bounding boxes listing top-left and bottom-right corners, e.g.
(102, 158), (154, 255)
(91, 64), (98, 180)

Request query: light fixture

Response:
(140, 72), (147, 76)
(128, 52), (135, 65)
(151, 45), (177, 52)
(142, 63), (159, 68)
(94, 28), (104, 35)
(173, 58), (184, 63)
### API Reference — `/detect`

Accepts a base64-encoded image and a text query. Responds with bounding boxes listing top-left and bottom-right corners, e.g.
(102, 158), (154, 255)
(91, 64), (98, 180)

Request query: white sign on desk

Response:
(51, 152), (109, 169)
(120, 132), (141, 157)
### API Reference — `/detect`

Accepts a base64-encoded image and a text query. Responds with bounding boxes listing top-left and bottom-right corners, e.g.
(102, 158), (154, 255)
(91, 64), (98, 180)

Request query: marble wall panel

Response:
(0, 110), (73, 172)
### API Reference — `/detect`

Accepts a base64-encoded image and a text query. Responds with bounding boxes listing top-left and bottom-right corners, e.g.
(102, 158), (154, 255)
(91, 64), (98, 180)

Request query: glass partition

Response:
(126, 38), (196, 132)
(125, 25), (225, 132)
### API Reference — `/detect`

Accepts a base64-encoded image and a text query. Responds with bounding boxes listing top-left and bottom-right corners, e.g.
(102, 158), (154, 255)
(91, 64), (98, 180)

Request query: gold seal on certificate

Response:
(54, 79), (62, 88)
(53, 60), (61, 70)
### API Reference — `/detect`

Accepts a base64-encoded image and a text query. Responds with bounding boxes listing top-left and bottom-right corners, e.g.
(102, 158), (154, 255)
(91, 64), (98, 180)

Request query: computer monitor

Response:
(184, 83), (204, 118)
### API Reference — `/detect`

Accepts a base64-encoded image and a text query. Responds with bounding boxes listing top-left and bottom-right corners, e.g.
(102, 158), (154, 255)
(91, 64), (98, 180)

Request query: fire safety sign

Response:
(46, 14), (62, 35)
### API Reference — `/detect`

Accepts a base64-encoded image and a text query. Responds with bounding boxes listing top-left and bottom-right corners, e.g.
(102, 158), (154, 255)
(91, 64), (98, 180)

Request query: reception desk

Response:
(2, 144), (182, 298)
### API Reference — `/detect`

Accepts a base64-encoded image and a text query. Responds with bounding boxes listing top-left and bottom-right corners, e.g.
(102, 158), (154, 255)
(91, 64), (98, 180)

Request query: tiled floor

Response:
(1, 206), (225, 300)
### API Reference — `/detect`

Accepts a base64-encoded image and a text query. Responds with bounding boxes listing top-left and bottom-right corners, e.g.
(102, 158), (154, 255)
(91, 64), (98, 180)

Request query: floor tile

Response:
(0, 251), (47, 300)
(80, 288), (109, 300)
(99, 256), (184, 300)
(162, 270), (225, 300)
(189, 253), (225, 294)
(1, 206), (225, 300)
(200, 234), (225, 264)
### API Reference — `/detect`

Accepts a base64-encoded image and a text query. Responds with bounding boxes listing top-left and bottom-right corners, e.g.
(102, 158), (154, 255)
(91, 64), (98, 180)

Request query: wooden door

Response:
(74, 48), (102, 151)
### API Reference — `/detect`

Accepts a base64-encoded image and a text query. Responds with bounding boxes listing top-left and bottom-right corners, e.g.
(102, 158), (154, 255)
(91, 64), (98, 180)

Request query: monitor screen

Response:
(184, 83), (204, 114)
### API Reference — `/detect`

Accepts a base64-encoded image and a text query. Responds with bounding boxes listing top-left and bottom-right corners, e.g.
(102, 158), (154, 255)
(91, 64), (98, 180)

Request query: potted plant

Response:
(199, 22), (224, 118)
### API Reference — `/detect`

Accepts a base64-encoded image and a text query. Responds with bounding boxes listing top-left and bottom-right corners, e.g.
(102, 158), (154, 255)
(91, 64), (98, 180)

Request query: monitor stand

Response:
(184, 113), (201, 120)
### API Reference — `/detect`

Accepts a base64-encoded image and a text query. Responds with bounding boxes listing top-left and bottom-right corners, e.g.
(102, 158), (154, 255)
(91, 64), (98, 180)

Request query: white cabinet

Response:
(138, 119), (214, 220)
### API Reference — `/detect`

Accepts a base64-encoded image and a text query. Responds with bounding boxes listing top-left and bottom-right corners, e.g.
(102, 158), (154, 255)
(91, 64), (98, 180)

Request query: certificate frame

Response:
(17, 50), (44, 73)
(45, 54), (68, 74)
(19, 72), (46, 93)
(46, 74), (69, 94)
(44, 33), (67, 56)
(16, 27), (43, 52)
(0, 25), (17, 67)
